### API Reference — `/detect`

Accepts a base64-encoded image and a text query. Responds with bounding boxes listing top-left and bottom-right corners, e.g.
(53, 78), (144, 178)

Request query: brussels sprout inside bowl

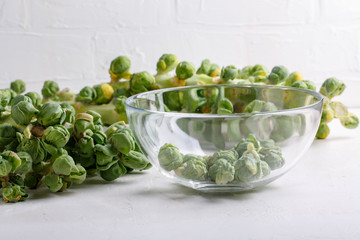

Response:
(125, 84), (323, 192)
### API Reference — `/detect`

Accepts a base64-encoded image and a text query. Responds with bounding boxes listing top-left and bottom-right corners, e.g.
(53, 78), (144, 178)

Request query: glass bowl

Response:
(125, 84), (323, 192)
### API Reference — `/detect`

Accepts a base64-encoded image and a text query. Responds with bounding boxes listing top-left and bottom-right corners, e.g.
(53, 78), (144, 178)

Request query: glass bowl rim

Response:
(125, 84), (324, 118)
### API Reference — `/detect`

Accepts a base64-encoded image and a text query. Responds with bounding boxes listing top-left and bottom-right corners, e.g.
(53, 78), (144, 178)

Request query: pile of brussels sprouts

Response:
(0, 53), (358, 202)
(158, 134), (284, 185)
(0, 80), (151, 203)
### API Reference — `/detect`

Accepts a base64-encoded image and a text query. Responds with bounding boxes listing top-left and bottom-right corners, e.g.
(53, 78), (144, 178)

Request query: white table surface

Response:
(1, 109), (360, 240)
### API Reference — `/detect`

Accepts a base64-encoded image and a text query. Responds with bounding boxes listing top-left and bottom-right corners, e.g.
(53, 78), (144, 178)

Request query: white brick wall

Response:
(0, 0), (360, 106)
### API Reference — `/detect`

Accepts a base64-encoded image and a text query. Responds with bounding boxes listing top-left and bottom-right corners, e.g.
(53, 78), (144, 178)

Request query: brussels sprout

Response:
(113, 87), (130, 98)
(234, 134), (260, 156)
(259, 148), (284, 170)
(100, 162), (127, 181)
(37, 102), (66, 127)
(233, 144), (264, 182)
(208, 149), (238, 167)
(208, 159), (235, 184)
(0, 156), (12, 177)
(68, 164), (87, 184)
(321, 106), (334, 123)
(182, 89), (206, 113)
(19, 138), (48, 164)
(14, 152), (32, 174)
(85, 110), (103, 126)
(73, 113), (95, 138)
(94, 144), (118, 171)
(109, 56), (132, 81)
(156, 54), (179, 74)
(183, 154), (207, 165)
(163, 91), (182, 111)
(196, 59), (211, 75)
(291, 80), (316, 91)
(11, 100), (39, 125)
(270, 115), (296, 142)
(1, 150), (21, 172)
(316, 122), (329, 139)
(11, 95), (32, 108)
(44, 172), (64, 192)
(10, 79), (26, 94)
(114, 96), (127, 115)
(121, 151), (150, 170)
(93, 83), (114, 105)
(217, 98), (233, 114)
(239, 65), (268, 79)
(0, 124), (18, 150)
(60, 102), (76, 124)
(319, 77), (345, 99)
(52, 154), (77, 176)
(267, 66), (289, 85)
(175, 159), (207, 181)
(106, 121), (127, 137)
(220, 65), (238, 81)
(129, 71), (155, 94)
(41, 80), (59, 99)
(0, 89), (16, 108)
(158, 143), (183, 171)
(209, 63), (221, 77)
(25, 92), (42, 108)
(75, 135), (95, 159)
(42, 125), (70, 154)
(284, 72), (303, 86)
(176, 61), (196, 80)
(92, 130), (107, 145)
(340, 113), (359, 129)
(1, 184), (28, 202)
(244, 100), (278, 113)
(108, 127), (135, 155)
(24, 172), (43, 189)
(76, 86), (97, 103)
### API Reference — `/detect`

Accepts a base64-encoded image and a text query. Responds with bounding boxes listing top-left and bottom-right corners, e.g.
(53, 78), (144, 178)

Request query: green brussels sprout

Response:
(259, 148), (284, 170)
(0, 124), (18, 150)
(11, 95), (32, 108)
(24, 172), (43, 189)
(196, 59), (211, 75)
(239, 65), (268, 79)
(158, 143), (183, 171)
(209, 63), (221, 77)
(220, 65), (238, 81)
(234, 134), (260, 156)
(76, 86), (97, 103)
(1, 184), (28, 202)
(270, 115), (296, 142)
(121, 150), (150, 170)
(106, 121), (127, 137)
(243, 100), (278, 113)
(68, 164), (87, 184)
(182, 89), (206, 113)
(25, 92), (42, 108)
(11, 100), (39, 125)
(175, 158), (207, 181)
(163, 91), (182, 111)
(100, 161), (127, 181)
(216, 98), (233, 114)
(94, 144), (118, 171)
(321, 105), (334, 123)
(0, 156), (12, 176)
(44, 172), (64, 192)
(129, 71), (155, 94)
(208, 159), (235, 184)
(156, 54), (179, 74)
(14, 152), (32, 174)
(1, 150), (21, 171)
(75, 135), (95, 159)
(176, 61), (196, 80)
(284, 72), (303, 86)
(37, 102), (66, 127)
(340, 113), (359, 129)
(42, 125), (70, 154)
(52, 154), (77, 175)
(19, 138), (48, 164)
(114, 96), (127, 115)
(316, 122), (329, 139)
(10, 79), (26, 94)
(208, 149), (238, 167)
(92, 130), (107, 145)
(267, 66), (289, 85)
(109, 56), (132, 81)
(85, 110), (103, 126)
(9, 175), (25, 187)
(60, 102), (76, 123)
(73, 113), (95, 138)
(41, 80), (59, 99)
(0, 88), (16, 108)
(108, 127), (135, 155)
(183, 154), (207, 165)
(93, 83), (114, 104)
(291, 80), (316, 91)
(113, 87), (130, 98)
(319, 77), (345, 99)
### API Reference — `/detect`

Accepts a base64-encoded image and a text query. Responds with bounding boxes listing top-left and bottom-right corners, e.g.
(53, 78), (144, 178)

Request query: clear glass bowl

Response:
(125, 84), (323, 192)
